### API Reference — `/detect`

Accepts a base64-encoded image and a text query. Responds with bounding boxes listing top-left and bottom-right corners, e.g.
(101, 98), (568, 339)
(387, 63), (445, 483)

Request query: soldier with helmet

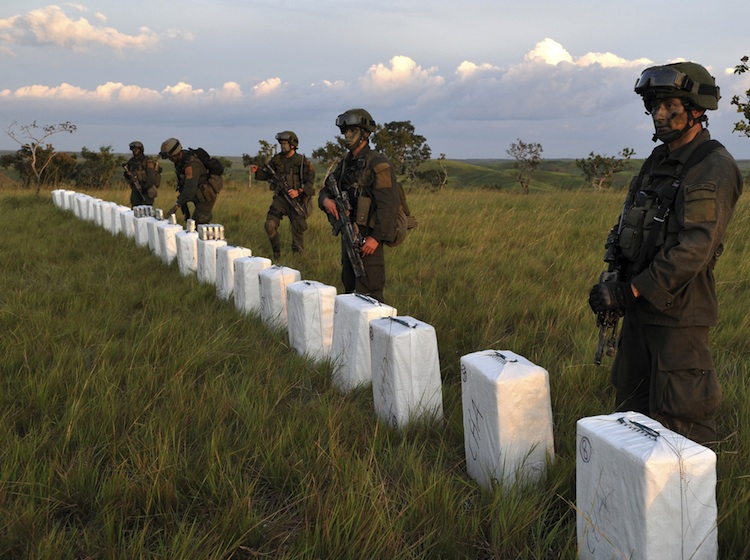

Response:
(318, 108), (401, 303)
(160, 137), (221, 224)
(253, 131), (316, 259)
(589, 62), (743, 445)
(123, 141), (159, 208)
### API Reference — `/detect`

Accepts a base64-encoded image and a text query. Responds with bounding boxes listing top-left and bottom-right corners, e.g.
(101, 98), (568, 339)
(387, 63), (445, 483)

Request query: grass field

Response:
(1, 181), (748, 558)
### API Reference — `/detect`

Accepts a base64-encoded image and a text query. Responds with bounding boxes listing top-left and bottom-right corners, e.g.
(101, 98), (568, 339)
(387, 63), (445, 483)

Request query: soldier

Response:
(589, 62), (743, 446)
(123, 141), (158, 208)
(253, 131), (316, 259)
(318, 108), (401, 303)
(160, 138), (221, 224)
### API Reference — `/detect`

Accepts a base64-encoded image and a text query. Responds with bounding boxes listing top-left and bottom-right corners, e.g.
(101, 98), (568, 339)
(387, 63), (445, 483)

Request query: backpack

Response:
(385, 182), (417, 248)
(189, 147), (225, 176)
(149, 157), (162, 188)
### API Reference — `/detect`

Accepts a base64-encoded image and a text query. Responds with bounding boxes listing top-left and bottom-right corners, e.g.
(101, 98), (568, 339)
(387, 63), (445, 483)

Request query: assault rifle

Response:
(262, 164), (306, 217)
(594, 201), (630, 366)
(122, 163), (147, 202)
(325, 175), (366, 278)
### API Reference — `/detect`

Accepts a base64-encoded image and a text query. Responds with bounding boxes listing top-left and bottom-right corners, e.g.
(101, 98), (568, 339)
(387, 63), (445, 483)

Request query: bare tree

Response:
(506, 139), (543, 194)
(5, 121), (77, 194)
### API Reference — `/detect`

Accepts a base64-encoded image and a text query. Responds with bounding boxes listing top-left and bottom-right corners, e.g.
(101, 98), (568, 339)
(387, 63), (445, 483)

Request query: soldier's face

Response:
(131, 147), (142, 156)
(649, 97), (689, 136)
(279, 140), (291, 153)
(342, 126), (363, 150)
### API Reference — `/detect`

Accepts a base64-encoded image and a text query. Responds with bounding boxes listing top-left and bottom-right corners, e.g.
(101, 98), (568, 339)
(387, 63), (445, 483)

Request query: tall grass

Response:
(0, 184), (747, 559)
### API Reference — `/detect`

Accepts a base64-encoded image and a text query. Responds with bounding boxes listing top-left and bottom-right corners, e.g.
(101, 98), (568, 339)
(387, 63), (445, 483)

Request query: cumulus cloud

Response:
(526, 38), (651, 69)
(0, 5), (159, 51)
(253, 77), (283, 97)
(361, 55), (445, 94)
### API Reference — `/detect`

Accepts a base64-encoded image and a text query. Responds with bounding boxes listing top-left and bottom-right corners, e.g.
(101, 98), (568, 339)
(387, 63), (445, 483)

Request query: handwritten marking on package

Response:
(468, 398), (484, 461)
(579, 436), (592, 463)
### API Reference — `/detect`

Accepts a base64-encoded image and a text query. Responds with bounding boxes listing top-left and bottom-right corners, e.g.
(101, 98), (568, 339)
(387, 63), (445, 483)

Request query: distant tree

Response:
(242, 140), (277, 168)
(731, 55), (750, 138)
(413, 152), (449, 192)
(311, 137), (348, 170)
(1, 148), (77, 188)
(4, 120), (77, 194)
(575, 148), (635, 190)
(373, 120), (431, 180)
(217, 156), (232, 170)
(75, 146), (125, 189)
(506, 139), (543, 194)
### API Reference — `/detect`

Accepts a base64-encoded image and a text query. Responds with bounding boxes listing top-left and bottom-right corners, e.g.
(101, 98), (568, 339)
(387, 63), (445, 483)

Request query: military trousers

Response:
(611, 310), (721, 446)
(341, 240), (386, 303)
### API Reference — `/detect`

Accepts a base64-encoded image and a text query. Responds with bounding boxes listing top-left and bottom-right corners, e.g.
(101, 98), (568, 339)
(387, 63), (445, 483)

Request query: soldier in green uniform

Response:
(253, 131), (316, 259)
(123, 141), (158, 208)
(160, 137), (221, 224)
(318, 108), (401, 303)
(589, 62), (743, 445)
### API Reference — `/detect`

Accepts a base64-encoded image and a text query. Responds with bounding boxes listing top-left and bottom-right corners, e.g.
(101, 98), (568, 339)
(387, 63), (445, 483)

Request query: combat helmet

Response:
(159, 138), (182, 159)
(634, 62), (720, 111)
(335, 108), (376, 133)
(275, 131), (299, 148)
(129, 141), (144, 151)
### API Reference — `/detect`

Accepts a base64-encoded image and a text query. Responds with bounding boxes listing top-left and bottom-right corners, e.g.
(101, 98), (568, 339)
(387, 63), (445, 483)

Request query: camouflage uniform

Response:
(124, 153), (158, 208)
(319, 144), (400, 302)
(611, 128), (742, 444)
(255, 152), (315, 256)
(174, 151), (220, 224)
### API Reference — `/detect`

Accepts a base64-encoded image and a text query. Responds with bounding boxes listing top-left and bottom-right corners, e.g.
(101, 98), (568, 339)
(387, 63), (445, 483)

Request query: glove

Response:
(165, 204), (179, 218)
(589, 281), (637, 314)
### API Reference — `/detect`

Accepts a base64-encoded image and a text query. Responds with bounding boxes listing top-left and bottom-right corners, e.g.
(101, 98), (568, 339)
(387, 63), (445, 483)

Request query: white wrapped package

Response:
(84, 196), (100, 222)
(52, 189), (66, 209)
(460, 350), (554, 490)
(147, 218), (163, 256)
(157, 221), (184, 265)
(576, 412), (717, 560)
(258, 265), (301, 329)
(119, 209), (135, 239)
(134, 216), (153, 247)
(73, 193), (90, 219)
(330, 294), (397, 392)
(64, 190), (79, 212)
(216, 246), (252, 300)
(100, 201), (117, 233)
(234, 256), (272, 315)
(176, 228), (199, 276)
(197, 238), (228, 284)
(286, 281), (337, 361)
(110, 205), (129, 235)
(369, 316), (443, 428)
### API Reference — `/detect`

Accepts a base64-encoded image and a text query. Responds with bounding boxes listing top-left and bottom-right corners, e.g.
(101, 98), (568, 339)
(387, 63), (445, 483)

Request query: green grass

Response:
(0, 183), (748, 558)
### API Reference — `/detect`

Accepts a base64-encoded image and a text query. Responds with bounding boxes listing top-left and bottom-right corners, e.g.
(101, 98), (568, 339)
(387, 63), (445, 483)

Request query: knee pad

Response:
(265, 218), (278, 237)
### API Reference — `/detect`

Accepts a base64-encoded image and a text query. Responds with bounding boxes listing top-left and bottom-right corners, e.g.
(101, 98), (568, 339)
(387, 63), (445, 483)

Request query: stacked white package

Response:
(576, 412), (717, 560)
(176, 220), (199, 276)
(100, 201), (117, 233)
(84, 196), (100, 222)
(197, 238), (228, 284)
(157, 215), (184, 265)
(134, 216), (152, 247)
(330, 294), (397, 392)
(460, 350), (555, 490)
(93, 199), (106, 227)
(216, 245), (253, 301)
(146, 214), (163, 256)
(72, 193), (89, 219)
(258, 265), (301, 329)
(51, 189), (65, 208)
(110, 205), (129, 235)
(119, 208), (135, 238)
(286, 281), (337, 361)
(233, 256), (272, 315)
(369, 316), (444, 428)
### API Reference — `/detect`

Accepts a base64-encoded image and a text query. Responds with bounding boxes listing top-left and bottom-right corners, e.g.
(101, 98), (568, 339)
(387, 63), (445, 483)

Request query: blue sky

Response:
(2, 1), (749, 159)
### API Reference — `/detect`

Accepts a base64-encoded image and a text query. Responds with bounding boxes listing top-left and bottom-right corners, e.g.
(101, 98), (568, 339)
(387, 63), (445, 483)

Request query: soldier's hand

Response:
(361, 236), (379, 256)
(322, 198), (339, 220)
(165, 204), (179, 218)
(288, 188), (300, 199)
(250, 165), (258, 173)
(589, 281), (637, 314)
